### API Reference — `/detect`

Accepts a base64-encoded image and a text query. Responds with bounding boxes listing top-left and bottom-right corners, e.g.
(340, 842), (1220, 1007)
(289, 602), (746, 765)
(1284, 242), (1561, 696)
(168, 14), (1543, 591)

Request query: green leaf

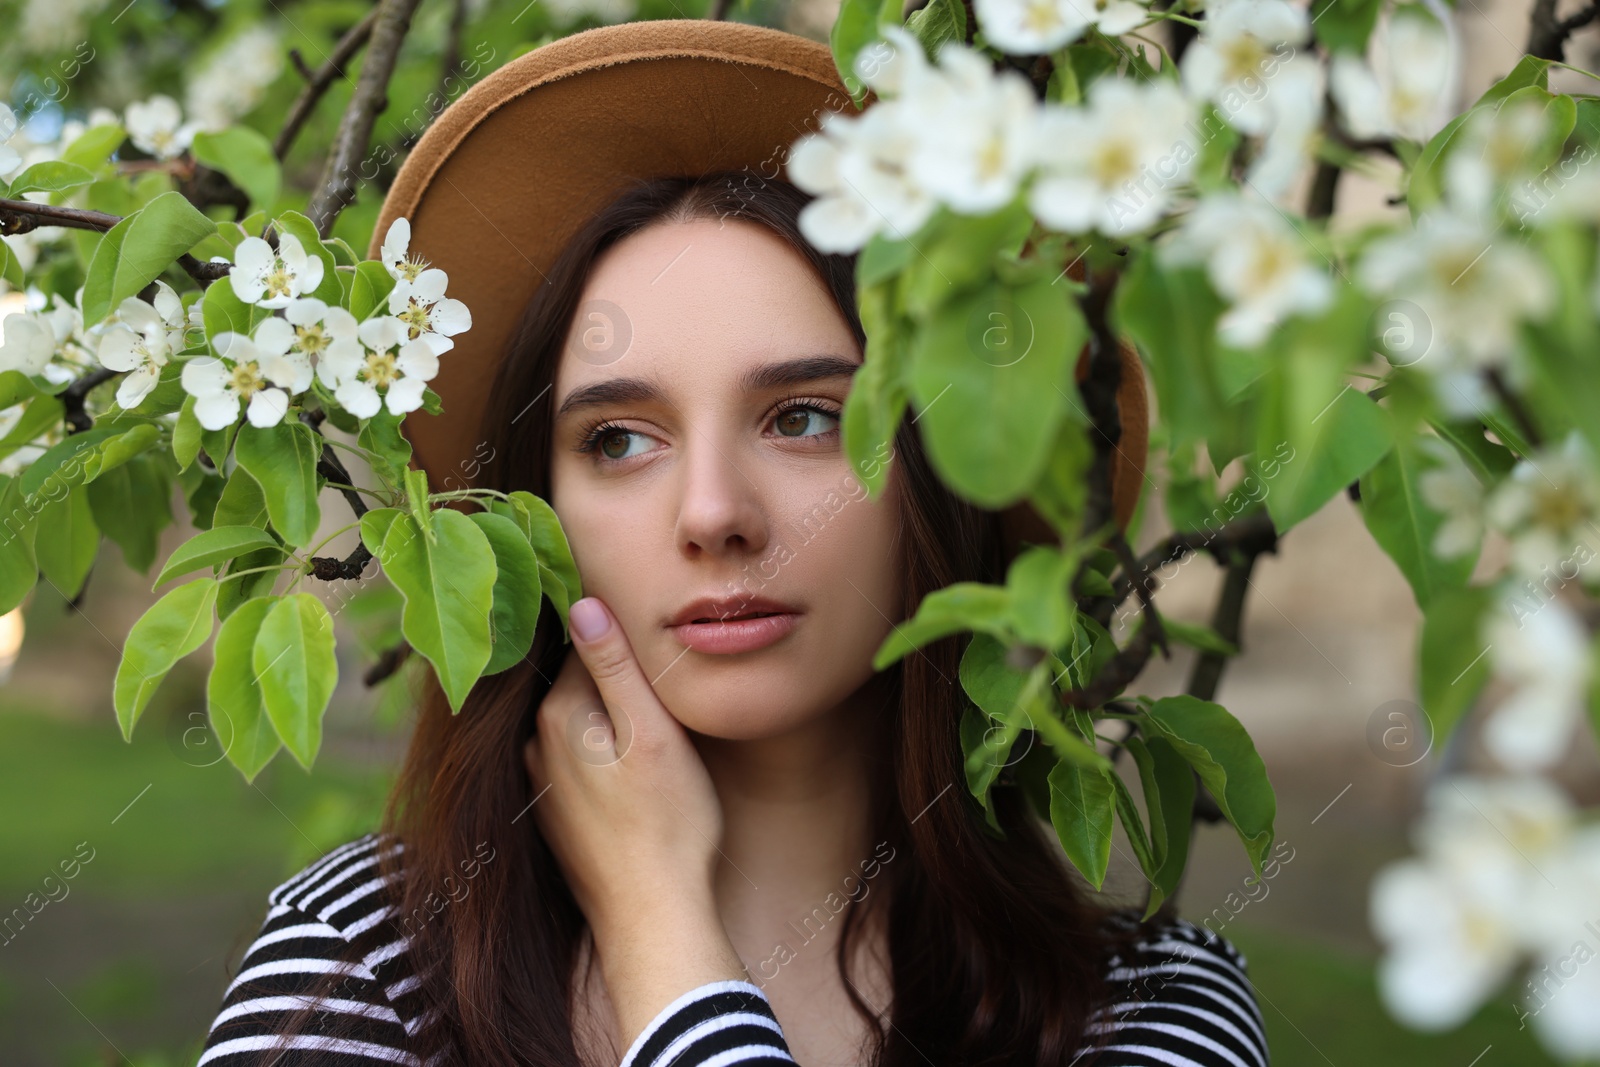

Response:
(253, 592), (338, 768)
(490, 491), (581, 635)
(901, 200), (1035, 318)
(59, 123), (126, 171)
(86, 454), (174, 574)
(1141, 695), (1276, 878)
(0, 394), (66, 466)
(348, 260), (396, 320)
(207, 595), (284, 781)
(176, 462), (225, 530)
(1004, 545), (1074, 649)
(82, 191), (217, 324)
(1115, 257), (1232, 452)
(960, 703), (1014, 830)
(216, 544), (287, 622)
(1310, 0), (1384, 54)
(113, 576), (219, 740)
(907, 272), (1082, 506)
(357, 407), (413, 487)
(34, 485), (99, 602)
(1418, 584), (1492, 744)
(6, 161), (96, 197)
(840, 281), (909, 500)
(81, 422), (163, 484)
(212, 464), (269, 528)
(1163, 618), (1239, 657)
(872, 582), (1012, 669)
(153, 525), (282, 590)
(1048, 756), (1116, 890)
(1358, 438), (1477, 610)
(379, 509), (498, 713)
(465, 511), (543, 675)
(904, 0), (966, 57)
(173, 394), (204, 472)
(18, 424), (122, 500)
(0, 475), (40, 613)
(1125, 733), (1195, 920)
(1265, 386), (1393, 531)
(233, 421), (323, 549)
(191, 128), (282, 214)
(959, 630), (1034, 722)
(0, 236), (23, 289)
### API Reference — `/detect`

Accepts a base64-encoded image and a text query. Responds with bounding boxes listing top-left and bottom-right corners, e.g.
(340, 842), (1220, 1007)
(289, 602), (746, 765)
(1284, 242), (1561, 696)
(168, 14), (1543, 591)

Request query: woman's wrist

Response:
(590, 891), (751, 1053)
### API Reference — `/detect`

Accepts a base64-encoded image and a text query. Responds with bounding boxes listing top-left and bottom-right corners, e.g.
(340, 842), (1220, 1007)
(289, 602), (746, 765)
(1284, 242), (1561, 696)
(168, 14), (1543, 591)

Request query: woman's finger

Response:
(565, 595), (668, 755)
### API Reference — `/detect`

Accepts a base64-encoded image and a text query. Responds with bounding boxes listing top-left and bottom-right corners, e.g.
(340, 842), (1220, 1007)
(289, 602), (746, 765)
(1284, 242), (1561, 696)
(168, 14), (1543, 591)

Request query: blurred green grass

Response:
(0, 703), (1570, 1066)
(0, 700), (392, 1065)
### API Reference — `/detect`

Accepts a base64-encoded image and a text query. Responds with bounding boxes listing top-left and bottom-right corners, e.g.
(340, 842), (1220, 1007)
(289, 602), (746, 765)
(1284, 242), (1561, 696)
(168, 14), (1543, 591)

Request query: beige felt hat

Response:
(368, 18), (1148, 553)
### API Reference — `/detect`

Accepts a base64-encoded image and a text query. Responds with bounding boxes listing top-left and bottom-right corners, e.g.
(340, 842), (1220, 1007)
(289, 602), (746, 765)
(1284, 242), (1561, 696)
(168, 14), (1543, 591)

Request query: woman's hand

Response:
(524, 596), (749, 1049)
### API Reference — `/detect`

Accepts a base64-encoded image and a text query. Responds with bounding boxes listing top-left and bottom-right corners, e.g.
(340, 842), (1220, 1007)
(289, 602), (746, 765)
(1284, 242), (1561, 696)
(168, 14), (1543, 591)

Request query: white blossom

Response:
(0, 311), (56, 375)
(1444, 95), (1559, 220)
(388, 269), (471, 355)
(316, 314), (439, 418)
(1180, 0), (1313, 137)
(95, 282), (187, 410)
(1484, 432), (1600, 583)
(181, 326), (310, 430)
(1028, 76), (1195, 236)
(1355, 206), (1554, 412)
(1330, 3), (1458, 142)
(1157, 188), (1333, 345)
(1242, 54), (1326, 202)
(1370, 774), (1571, 1030)
(124, 95), (200, 161)
(379, 218), (434, 283)
(230, 234), (325, 310)
(261, 297), (361, 367)
(973, 0), (1149, 56)
(1480, 595), (1594, 771)
(788, 98), (939, 253)
(185, 25), (285, 132)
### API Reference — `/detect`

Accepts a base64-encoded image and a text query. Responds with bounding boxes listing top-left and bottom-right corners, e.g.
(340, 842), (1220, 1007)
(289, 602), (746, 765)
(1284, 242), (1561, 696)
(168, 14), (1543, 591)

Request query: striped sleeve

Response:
(619, 979), (798, 1067)
(1080, 916), (1270, 1067)
(197, 833), (424, 1067)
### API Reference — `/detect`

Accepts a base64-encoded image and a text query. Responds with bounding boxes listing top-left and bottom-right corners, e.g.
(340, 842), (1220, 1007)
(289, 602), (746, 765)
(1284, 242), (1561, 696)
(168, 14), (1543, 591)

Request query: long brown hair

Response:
(241, 171), (1147, 1066)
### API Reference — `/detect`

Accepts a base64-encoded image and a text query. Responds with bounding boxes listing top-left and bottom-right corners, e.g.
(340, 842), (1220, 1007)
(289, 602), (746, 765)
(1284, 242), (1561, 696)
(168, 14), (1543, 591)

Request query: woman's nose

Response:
(673, 432), (770, 558)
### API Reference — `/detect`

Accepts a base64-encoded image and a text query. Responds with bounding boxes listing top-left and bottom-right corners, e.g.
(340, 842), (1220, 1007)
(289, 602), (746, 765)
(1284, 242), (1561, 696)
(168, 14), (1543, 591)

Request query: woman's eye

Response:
(772, 404), (841, 439)
(596, 427), (650, 461)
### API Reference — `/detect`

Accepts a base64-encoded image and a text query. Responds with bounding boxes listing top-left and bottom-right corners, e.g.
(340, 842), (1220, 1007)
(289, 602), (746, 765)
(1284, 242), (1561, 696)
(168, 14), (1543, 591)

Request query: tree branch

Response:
(274, 7), (382, 162)
(1529, 0), (1600, 60)
(298, 410), (376, 581)
(306, 0), (425, 235)
(0, 199), (231, 288)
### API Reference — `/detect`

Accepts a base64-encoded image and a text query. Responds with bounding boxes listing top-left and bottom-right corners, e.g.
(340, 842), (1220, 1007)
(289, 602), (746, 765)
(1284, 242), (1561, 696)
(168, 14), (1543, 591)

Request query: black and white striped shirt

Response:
(198, 832), (1269, 1066)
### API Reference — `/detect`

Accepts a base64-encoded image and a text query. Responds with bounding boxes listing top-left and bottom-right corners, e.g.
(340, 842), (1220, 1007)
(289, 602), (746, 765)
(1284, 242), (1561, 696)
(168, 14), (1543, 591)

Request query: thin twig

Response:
(0, 199), (232, 288)
(274, 7), (382, 162)
(306, 0), (426, 235)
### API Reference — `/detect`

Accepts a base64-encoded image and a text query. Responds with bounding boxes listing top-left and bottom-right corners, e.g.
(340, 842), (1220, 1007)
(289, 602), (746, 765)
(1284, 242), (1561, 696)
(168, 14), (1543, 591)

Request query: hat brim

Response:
(370, 17), (1148, 539)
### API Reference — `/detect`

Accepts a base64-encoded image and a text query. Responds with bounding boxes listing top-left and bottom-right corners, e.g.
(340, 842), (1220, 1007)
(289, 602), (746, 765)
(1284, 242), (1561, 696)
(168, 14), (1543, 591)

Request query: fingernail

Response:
(571, 597), (610, 642)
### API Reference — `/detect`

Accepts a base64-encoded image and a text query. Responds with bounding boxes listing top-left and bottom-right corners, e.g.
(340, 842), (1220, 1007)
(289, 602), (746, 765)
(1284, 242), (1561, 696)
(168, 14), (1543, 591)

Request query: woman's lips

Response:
(667, 612), (799, 654)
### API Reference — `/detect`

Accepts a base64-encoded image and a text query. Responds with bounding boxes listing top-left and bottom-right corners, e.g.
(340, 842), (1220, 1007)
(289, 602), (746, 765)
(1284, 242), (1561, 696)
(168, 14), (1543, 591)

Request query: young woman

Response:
(194, 22), (1268, 1067)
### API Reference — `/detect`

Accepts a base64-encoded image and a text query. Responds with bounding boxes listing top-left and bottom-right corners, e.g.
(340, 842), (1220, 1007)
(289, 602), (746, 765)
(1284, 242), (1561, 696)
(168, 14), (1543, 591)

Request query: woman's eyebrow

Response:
(554, 354), (861, 421)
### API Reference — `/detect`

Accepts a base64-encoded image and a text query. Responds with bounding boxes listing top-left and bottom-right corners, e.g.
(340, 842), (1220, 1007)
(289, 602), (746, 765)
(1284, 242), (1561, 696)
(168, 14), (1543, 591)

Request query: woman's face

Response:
(547, 216), (904, 742)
